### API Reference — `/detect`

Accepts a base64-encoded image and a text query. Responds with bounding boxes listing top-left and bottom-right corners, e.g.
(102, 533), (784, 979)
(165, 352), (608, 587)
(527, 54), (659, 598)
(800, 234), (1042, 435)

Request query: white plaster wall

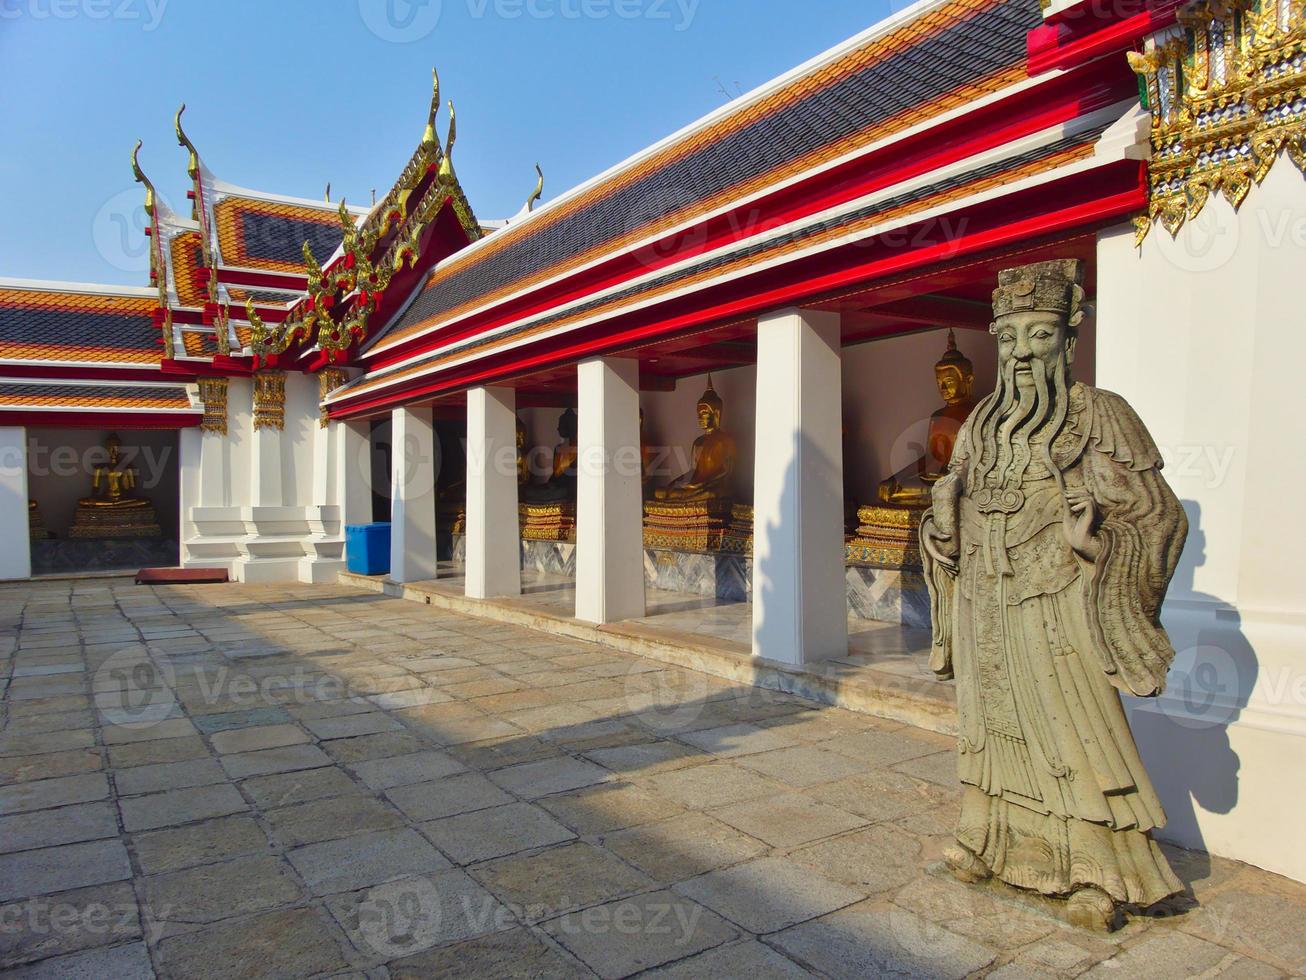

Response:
(1096, 157), (1306, 884)
(225, 378), (254, 508)
(0, 427), (30, 580)
(281, 372), (320, 508)
(26, 428), (180, 539)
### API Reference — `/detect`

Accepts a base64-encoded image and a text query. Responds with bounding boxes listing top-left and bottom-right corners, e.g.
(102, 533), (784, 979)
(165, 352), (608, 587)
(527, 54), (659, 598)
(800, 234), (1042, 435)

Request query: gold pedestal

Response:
(643, 498), (734, 552)
(439, 499), (466, 536)
(720, 503), (753, 555)
(28, 500), (51, 540)
(519, 501), (576, 542)
(69, 498), (161, 540)
(846, 503), (923, 570)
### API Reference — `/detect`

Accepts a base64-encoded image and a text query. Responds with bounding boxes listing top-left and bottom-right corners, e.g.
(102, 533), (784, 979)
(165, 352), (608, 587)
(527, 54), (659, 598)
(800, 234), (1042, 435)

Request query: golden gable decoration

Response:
(1130, 0), (1305, 242)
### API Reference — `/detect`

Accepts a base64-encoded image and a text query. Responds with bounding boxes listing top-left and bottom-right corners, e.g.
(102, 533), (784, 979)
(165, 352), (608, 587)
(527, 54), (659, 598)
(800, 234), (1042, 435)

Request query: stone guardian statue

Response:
(920, 259), (1187, 930)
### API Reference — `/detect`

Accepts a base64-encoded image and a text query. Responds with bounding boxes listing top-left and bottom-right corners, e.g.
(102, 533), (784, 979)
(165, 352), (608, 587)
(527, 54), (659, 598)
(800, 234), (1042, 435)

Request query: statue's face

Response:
(935, 366), (972, 404)
(697, 403), (720, 431)
(994, 311), (1074, 390)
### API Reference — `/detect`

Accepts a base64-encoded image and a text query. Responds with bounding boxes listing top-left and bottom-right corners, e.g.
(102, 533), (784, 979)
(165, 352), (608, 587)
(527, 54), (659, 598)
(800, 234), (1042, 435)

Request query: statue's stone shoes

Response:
(944, 843), (991, 885)
(1065, 885), (1118, 932)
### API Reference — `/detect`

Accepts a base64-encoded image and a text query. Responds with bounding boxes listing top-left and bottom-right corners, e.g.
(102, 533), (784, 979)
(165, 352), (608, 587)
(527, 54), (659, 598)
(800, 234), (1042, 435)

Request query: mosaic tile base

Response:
(450, 535), (929, 628)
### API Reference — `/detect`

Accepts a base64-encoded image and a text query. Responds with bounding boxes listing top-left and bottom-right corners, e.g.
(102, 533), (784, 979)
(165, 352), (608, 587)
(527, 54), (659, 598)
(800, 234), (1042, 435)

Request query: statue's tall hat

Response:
(991, 258), (1085, 325)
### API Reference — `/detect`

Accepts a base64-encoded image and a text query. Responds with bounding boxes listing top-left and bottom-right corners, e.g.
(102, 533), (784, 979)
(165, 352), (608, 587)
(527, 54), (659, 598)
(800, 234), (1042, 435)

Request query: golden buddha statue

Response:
(653, 378), (737, 502)
(70, 435), (161, 539)
(850, 331), (977, 569)
(877, 330), (977, 507)
(520, 408), (579, 541)
(645, 378), (738, 551)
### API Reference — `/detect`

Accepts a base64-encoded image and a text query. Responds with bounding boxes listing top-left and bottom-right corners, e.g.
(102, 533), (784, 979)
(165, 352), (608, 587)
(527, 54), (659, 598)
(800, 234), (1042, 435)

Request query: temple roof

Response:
(0, 380), (193, 412)
(0, 281), (162, 367)
(364, 0), (1041, 356)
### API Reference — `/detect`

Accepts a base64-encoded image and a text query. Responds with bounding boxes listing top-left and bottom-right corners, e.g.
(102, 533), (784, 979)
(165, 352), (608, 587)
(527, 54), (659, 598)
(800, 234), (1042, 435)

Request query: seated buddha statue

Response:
(521, 408), (579, 503)
(653, 379), (736, 502)
(70, 435), (161, 539)
(877, 330), (977, 508)
(645, 379), (738, 551)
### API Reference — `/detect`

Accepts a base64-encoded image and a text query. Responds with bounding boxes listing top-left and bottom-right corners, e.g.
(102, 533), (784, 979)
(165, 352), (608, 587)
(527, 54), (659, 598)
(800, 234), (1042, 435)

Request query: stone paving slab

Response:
(0, 578), (1303, 978)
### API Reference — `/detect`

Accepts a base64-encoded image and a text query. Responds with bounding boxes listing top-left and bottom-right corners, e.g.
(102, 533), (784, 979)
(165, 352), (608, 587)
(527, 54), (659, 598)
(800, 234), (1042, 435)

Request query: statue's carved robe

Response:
(922, 383), (1185, 906)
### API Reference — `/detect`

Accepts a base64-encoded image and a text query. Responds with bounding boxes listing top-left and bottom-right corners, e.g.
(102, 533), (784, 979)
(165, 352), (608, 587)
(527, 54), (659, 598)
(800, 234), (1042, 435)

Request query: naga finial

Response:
(174, 104), (199, 180)
(438, 100), (457, 178)
(131, 140), (155, 217)
(526, 163), (544, 213)
(324, 182), (331, 203)
(423, 67), (441, 146)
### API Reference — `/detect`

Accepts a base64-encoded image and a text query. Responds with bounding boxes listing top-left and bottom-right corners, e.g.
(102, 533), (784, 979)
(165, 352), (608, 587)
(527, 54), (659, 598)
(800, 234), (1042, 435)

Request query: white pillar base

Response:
(576, 357), (646, 624)
(752, 308), (847, 666)
(466, 386), (522, 599)
(389, 406), (438, 584)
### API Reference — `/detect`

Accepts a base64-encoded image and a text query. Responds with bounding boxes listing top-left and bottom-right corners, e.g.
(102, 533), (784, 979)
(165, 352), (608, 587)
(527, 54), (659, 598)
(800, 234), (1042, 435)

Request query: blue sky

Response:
(0, 0), (892, 286)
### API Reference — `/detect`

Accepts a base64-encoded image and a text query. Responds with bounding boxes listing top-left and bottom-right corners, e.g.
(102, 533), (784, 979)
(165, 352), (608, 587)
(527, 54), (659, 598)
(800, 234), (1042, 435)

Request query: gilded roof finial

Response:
(174, 104), (199, 180)
(324, 182), (331, 203)
(130, 140), (155, 217)
(438, 100), (457, 179)
(526, 164), (544, 213)
(423, 67), (441, 146)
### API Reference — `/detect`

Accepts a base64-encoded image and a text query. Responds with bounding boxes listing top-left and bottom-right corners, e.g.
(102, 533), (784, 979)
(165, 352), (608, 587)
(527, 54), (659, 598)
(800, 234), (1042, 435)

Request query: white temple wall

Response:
(1096, 158), (1306, 884)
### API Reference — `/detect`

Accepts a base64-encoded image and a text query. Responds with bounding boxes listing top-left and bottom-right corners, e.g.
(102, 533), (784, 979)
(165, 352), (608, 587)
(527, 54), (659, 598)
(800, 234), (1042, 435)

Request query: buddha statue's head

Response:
(515, 416), (526, 450)
(934, 330), (975, 405)
(696, 377), (723, 432)
(557, 408), (578, 443)
(105, 434), (122, 465)
(991, 259), (1082, 396)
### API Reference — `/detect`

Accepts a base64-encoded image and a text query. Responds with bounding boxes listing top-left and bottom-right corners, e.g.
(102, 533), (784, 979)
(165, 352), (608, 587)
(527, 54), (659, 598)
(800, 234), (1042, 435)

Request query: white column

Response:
(752, 307), (847, 665)
(178, 428), (201, 545)
(336, 419), (372, 528)
(0, 427), (31, 580)
(389, 406), (438, 583)
(249, 375), (284, 508)
(576, 357), (645, 624)
(466, 386), (522, 599)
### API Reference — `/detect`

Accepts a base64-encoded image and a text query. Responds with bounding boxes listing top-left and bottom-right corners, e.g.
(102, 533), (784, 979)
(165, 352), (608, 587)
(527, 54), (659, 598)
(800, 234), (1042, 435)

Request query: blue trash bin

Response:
(345, 523), (391, 576)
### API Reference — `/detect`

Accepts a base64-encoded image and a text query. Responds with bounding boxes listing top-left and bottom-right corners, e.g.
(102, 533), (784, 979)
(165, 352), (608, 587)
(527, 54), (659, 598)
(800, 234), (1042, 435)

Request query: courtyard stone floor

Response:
(1, 579), (1304, 979)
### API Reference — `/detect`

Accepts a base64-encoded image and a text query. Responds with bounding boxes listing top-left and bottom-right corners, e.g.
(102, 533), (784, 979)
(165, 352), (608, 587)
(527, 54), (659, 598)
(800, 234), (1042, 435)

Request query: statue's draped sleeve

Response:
(1077, 388), (1188, 698)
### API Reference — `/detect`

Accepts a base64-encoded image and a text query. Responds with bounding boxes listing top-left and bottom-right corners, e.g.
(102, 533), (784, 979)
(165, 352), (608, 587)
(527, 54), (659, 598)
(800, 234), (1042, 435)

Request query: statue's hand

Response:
(1064, 486), (1102, 561)
(923, 525), (958, 573)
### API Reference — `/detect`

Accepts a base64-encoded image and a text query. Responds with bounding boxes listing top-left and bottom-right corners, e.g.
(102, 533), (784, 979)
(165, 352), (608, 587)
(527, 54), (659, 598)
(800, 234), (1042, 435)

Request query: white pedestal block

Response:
(466, 386), (522, 599)
(575, 357), (646, 624)
(389, 406), (438, 584)
(0, 427), (31, 581)
(752, 308), (847, 665)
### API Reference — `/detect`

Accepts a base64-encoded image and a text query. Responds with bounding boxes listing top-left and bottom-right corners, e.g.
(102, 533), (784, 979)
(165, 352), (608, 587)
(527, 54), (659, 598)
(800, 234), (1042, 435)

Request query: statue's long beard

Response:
(970, 352), (1071, 492)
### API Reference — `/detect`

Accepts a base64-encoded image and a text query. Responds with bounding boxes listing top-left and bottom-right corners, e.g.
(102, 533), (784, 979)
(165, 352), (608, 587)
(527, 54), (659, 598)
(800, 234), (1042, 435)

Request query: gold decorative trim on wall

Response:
(196, 377), (228, 435)
(1130, 0), (1305, 242)
(318, 368), (348, 427)
(252, 371), (286, 431)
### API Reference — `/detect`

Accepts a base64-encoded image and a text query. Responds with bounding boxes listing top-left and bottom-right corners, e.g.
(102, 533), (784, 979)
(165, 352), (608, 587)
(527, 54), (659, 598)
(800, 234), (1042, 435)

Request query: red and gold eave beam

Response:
(328, 155), (1146, 421)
